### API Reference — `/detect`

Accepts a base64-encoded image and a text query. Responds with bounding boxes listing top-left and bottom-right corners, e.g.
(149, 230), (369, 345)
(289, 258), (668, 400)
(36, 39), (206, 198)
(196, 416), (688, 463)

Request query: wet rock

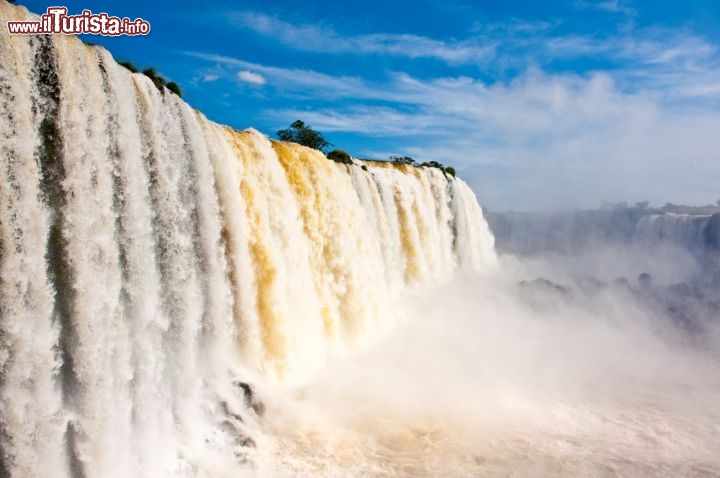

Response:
(221, 401), (244, 424)
(235, 381), (265, 417)
(518, 277), (569, 295)
(668, 282), (692, 298)
(638, 272), (653, 290)
(578, 277), (607, 294)
(612, 277), (630, 289)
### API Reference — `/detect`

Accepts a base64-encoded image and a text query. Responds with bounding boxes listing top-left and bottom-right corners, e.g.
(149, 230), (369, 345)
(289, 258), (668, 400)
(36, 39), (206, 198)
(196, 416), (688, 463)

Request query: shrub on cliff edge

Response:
(327, 149), (353, 165)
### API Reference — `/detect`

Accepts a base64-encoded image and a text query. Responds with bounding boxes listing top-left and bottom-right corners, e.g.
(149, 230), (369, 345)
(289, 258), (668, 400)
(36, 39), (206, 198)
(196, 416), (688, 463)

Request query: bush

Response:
(420, 160), (443, 169)
(390, 155), (415, 165)
(138, 67), (183, 97)
(419, 160), (456, 178)
(141, 67), (158, 78)
(165, 81), (182, 96)
(119, 61), (137, 73)
(142, 67), (165, 89)
(327, 149), (353, 165)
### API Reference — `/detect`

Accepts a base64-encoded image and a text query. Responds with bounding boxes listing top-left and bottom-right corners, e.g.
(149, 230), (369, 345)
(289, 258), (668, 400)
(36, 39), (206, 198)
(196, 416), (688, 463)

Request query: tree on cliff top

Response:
(276, 120), (332, 152)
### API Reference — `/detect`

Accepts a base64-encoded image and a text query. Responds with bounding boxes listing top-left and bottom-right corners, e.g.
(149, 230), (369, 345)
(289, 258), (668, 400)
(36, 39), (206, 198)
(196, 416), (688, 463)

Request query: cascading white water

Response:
(632, 213), (711, 250)
(0, 4), (496, 476)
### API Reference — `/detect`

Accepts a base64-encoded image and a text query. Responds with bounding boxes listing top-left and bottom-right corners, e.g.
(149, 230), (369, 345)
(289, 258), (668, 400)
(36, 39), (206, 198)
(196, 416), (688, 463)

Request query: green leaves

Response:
(327, 149), (352, 164)
(277, 120), (332, 152)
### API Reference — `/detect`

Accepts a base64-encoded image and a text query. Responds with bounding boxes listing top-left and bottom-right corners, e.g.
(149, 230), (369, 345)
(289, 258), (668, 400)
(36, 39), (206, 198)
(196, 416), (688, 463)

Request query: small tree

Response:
(276, 120), (332, 152)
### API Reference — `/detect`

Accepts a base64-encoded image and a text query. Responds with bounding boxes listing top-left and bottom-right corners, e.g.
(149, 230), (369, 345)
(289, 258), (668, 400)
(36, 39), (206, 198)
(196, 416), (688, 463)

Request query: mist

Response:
(252, 242), (720, 477)
(2, 3), (718, 477)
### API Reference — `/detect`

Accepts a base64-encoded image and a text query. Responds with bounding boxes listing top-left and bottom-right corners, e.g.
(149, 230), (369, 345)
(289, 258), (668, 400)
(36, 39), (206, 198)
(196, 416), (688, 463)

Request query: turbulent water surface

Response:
(1, 3), (720, 477)
(256, 268), (720, 477)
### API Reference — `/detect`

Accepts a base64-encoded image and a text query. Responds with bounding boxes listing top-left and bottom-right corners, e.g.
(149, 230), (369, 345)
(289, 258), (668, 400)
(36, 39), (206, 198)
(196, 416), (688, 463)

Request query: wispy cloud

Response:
(471, 18), (560, 36)
(540, 31), (716, 74)
(186, 48), (720, 208)
(228, 9), (716, 75)
(575, 0), (636, 16)
(237, 70), (266, 85)
(184, 51), (377, 99)
(230, 12), (496, 64)
(184, 7), (720, 209)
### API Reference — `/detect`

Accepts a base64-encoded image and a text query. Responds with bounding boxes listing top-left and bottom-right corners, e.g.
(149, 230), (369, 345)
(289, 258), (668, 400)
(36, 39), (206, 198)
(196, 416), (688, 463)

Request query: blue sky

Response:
(16, 0), (720, 210)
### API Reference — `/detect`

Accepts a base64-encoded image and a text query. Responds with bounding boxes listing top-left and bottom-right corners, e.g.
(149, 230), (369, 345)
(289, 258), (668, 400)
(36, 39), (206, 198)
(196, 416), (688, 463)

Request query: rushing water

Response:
(3, 3), (720, 478)
(633, 213), (713, 250)
(0, 4), (495, 476)
(258, 271), (720, 478)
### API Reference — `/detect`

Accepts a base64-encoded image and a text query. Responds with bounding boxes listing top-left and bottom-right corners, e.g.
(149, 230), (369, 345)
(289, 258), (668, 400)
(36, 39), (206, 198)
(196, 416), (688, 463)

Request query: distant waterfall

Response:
(632, 214), (712, 250)
(0, 3), (496, 476)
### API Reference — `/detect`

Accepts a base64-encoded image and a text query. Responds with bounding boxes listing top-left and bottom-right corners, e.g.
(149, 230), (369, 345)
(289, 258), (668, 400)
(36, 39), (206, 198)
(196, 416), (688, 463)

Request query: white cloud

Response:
(229, 9), (716, 76)
(535, 29), (715, 71)
(575, 0), (636, 16)
(185, 12), (720, 210)
(185, 52), (374, 98)
(597, 0), (625, 12)
(236, 64), (720, 210)
(230, 12), (495, 65)
(472, 18), (559, 36)
(236, 70), (266, 85)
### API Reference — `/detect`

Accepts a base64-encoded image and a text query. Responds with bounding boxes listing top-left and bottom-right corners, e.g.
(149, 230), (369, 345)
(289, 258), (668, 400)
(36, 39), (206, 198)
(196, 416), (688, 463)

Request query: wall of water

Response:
(0, 4), (496, 476)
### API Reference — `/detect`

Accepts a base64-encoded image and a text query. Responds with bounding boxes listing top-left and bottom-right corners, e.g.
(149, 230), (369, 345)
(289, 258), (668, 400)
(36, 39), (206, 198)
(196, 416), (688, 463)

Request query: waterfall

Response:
(632, 213), (712, 250)
(0, 3), (496, 476)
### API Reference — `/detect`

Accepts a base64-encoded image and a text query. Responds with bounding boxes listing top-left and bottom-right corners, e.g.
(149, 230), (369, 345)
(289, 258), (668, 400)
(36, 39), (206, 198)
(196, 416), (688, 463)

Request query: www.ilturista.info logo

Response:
(7, 7), (150, 36)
